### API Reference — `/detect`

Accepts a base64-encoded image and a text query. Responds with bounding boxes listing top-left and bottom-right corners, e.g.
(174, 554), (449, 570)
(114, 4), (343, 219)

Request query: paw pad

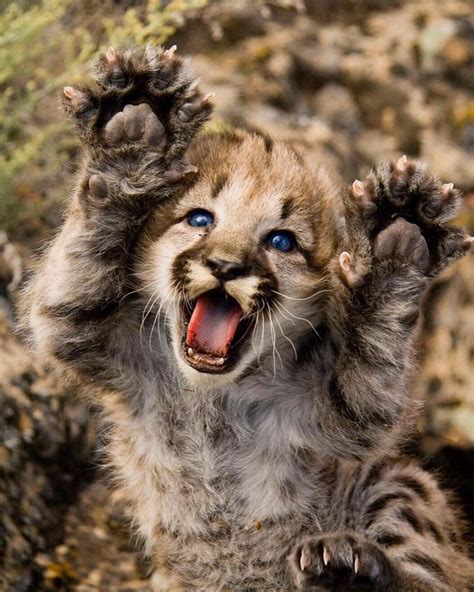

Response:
(62, 45), (213, 162)
(373, 218), (429, 272)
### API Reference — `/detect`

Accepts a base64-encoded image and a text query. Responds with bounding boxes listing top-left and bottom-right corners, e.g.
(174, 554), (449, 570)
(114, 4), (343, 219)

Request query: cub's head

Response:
(137, 130), (345, 387)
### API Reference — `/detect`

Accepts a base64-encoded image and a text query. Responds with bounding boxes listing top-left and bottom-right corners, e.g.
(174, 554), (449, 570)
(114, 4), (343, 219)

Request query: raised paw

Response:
(291, 533), (393, 591)
(62, 45), (213, 163)
(348, 156), (472, 277)
(353, 156), (462, 226)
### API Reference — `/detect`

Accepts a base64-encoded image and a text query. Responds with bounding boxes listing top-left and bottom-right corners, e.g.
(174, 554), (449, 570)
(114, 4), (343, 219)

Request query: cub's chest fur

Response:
(109, 378), (326, 540)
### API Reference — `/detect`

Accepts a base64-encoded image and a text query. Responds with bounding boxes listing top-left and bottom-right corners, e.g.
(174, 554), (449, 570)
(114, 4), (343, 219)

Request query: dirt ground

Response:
(1, 1), (473, 590)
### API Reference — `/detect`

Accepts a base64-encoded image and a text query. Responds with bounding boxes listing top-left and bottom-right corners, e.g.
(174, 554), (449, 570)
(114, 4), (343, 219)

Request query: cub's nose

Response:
(206, 257), (249, 281)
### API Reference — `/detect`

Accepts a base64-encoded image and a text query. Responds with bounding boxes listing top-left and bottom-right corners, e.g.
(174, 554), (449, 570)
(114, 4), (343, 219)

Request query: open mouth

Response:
(182, 289), (254, 374)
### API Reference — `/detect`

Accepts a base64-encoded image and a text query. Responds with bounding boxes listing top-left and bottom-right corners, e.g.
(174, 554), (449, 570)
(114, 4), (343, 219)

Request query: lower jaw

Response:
(181, 341), (240, 374)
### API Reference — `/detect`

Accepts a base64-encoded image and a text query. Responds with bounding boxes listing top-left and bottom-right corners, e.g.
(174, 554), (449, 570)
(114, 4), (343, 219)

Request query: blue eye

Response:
(188, 209), (214, 228)
(267, 231), (296, 252)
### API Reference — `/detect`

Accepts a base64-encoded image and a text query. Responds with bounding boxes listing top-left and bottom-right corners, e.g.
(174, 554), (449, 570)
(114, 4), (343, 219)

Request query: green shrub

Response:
(0, 0), (208, 235)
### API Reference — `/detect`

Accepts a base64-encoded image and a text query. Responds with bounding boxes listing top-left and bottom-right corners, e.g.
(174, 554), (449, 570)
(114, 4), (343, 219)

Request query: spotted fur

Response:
(20, 47), (473, 591)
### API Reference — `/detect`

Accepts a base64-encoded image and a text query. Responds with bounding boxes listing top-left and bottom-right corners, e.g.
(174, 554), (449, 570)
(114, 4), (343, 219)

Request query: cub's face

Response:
(138, 131), (342, 387)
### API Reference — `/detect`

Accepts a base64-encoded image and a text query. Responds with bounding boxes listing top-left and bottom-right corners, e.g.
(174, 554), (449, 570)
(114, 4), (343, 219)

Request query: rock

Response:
(311, 83), (361, 133)
(421, 130), (474, 188)
(0, 236), (91, 591)
(417, 254), (474, 450)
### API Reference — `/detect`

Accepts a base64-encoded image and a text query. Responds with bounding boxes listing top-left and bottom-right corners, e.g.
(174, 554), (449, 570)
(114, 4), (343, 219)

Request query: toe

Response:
(63, 86), (97, 120)
(143, 110), (166, 147)
(104, 111), (125, 145)
(418, 182), (462, 224)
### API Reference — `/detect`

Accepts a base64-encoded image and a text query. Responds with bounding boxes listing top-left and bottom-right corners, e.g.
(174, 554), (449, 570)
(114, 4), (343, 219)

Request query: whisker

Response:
(140, 282), (179, 351)
(273, 300), (296, 326)
(140, 289), (161, 340)
(273, 309), (298, 361)
(272, 287), (332, 302)
(151, 283), (181, 350)
(267, 306), (283, 367)
(120, 280), (158, 303)
(276, 301), (320, 338)
(266, 304), (283, 381)
(251, 310), (260, 359)
(258, 309), (266, 367)
(231, 316), (255, 348)
(149, 291), (170, 350)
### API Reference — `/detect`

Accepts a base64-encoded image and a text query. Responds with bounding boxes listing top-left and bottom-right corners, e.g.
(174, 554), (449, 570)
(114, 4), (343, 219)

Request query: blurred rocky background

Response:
(0, 0), (473, 589)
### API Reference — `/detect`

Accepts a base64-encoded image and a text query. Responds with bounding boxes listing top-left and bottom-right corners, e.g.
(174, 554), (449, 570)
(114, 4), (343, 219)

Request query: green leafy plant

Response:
(0, 0), (208, 234)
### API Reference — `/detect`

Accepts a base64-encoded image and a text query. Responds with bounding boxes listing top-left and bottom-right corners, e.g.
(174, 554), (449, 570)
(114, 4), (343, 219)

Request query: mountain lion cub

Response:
(22, 46), (474, 591)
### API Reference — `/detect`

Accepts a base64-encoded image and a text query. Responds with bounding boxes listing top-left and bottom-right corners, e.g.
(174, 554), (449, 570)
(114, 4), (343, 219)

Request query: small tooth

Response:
(216, 357), (225, 366)
(187, 347), (194, 356)
(352, 179), (365, 197)
(442, 182), (454, 193)
(396, 154), (408, 171)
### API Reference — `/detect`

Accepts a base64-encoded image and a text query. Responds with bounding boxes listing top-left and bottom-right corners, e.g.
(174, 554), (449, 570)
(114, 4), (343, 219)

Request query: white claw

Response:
(300, 548), (310, 572)
(216, 357), (225, 366)
(165, 44), (177, 56)
(189, 77), (201, 91)
(187, 347), (194, 356)
(352, 179), (365, 198)
(106, 46), (118, 65)
(442, 182), (454, 193)
(354, 554), (359, 574)
(63, 86), (76, 99)
(396, 155), (408, 171)
(339, 251), (352, 273)
(63, 86), (85, 108)
(203, 92), (216, 101)
(463, 236), (474, 249)
(323, 547), (330, 567)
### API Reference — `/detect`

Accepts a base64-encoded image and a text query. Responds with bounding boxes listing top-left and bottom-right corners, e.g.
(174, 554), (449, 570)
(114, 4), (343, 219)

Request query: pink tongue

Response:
(186, 292), (243, 357)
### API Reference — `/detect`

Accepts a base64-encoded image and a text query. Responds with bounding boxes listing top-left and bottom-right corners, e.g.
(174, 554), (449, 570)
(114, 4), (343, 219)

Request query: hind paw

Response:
(291, 533), (393, 591)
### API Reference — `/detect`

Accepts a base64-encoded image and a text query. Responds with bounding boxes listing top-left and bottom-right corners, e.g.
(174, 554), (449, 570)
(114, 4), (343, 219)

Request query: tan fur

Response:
(20, 47), (473, 591)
